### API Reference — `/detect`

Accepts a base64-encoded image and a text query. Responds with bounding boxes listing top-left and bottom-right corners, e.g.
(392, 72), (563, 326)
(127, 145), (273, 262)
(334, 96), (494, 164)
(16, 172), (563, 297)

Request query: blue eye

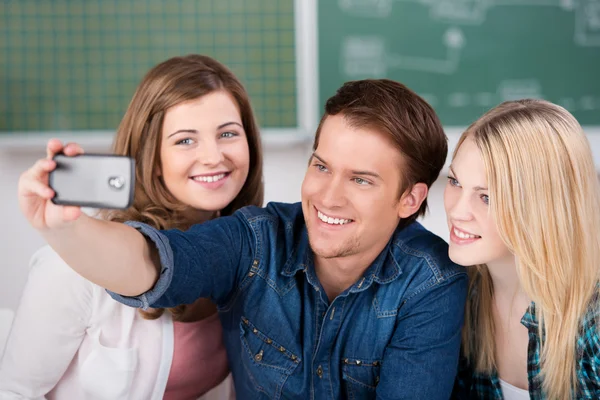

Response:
(353, 178), (371, 186)
(481, 194), (489, 205)
(221, 131), (237, 138)
(176, 138), (194, 145)
(447, 176), (460, 187)
(315, 164), (328, 172)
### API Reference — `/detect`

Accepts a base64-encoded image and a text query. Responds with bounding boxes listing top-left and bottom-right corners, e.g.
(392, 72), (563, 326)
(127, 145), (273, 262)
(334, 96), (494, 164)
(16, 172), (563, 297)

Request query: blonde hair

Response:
(103, 54), (264, 320)
(456, 99), (600, 399)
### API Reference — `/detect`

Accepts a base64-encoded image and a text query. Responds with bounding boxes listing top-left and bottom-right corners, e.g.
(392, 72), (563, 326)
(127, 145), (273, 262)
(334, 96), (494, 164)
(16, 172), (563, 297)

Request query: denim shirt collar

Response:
(281, 227), (311, 277)
(280, 226), (403, 292)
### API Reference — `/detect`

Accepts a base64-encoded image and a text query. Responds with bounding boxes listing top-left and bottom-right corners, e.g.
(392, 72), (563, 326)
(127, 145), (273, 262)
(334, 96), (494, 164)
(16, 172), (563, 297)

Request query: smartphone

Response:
(49, 153), (135, 209)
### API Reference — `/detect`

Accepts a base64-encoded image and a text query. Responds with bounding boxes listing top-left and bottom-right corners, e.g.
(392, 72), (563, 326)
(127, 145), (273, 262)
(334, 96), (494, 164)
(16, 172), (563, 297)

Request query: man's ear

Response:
(397, 183), (428, 219)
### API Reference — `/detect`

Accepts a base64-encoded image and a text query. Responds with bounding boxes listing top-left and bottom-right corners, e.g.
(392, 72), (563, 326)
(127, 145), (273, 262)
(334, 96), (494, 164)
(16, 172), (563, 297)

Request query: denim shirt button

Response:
(266, 338), (273, 344)
(254, 350), (264, 362)
(316, 365), (323, 378)
(279, 346), (286, 352)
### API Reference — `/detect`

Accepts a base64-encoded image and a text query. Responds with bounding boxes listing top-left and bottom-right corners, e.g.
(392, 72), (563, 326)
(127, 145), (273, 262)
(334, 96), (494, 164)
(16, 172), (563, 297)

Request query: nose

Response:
(445, 188), (473, 222)
(320, 176), (346, 209)
(197, 138), (224, 166)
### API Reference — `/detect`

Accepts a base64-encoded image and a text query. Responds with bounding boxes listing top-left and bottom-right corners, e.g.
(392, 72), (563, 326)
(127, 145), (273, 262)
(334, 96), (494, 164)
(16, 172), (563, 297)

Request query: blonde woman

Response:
(446, 99), (600, 399)
(0, 54), (263, 399)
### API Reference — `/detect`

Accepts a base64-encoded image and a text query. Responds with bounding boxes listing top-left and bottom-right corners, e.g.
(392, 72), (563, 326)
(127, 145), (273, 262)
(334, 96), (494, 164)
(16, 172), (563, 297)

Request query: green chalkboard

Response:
(319, 0), (600, 126)
(0, 0), (296, 132)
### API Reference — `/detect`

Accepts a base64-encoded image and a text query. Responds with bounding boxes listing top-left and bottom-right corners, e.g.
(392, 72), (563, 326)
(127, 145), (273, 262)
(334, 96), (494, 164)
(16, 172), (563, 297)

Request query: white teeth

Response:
(193, 173), (226, 183)
(317, 210), (352, 225)
(454, 227), (479, 239)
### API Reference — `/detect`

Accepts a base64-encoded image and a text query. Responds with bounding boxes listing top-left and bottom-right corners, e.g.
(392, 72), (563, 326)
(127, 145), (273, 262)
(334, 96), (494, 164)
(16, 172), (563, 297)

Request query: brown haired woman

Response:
(0, 54), (263, 399)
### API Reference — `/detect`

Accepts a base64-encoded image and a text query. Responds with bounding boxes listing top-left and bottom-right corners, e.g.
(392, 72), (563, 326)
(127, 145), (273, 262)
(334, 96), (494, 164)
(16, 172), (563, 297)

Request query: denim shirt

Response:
(109, 202), (468, 399)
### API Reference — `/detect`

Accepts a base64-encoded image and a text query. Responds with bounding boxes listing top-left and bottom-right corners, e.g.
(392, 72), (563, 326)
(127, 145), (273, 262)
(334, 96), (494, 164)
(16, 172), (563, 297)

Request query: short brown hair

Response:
(105, 54), (264, 320)
(313, 79), (447, 228)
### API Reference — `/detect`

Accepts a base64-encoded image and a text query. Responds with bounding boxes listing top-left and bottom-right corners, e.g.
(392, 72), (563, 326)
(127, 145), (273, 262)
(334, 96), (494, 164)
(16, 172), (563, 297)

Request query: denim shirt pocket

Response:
(239, 316), (301, 399)
(341, 357), (382, 400)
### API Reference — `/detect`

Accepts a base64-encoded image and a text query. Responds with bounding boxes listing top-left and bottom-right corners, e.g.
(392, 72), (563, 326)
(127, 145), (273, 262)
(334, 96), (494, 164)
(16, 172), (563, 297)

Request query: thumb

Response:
(62, 206), (83, 222)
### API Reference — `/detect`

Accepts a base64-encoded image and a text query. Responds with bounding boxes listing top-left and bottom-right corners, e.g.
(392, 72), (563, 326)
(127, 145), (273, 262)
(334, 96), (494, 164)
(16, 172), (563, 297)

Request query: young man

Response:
(19, 79), (467, 399)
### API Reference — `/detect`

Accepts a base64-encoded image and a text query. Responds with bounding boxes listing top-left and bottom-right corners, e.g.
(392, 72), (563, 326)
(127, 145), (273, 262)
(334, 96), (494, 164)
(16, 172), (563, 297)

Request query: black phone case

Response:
(49, 154), (135, 209)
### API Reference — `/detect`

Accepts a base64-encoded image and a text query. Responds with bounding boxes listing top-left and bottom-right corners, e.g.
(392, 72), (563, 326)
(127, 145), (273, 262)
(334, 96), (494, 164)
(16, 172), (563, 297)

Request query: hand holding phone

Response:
(19, 140), (86, 231)
(18, 140), (135, 234)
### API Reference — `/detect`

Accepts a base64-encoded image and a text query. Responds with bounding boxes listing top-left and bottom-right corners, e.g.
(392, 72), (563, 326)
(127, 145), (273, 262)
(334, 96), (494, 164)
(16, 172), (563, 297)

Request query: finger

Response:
(46, 139), (64, 159)
(63, 142), (84, 156)
(27, 158), (56, 180)
(20, 177), (55, 199)
(62, 206), (82, 221)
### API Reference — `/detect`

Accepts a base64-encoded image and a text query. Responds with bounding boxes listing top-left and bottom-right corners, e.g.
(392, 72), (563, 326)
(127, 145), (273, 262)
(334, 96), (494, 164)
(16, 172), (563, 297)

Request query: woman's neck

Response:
(487, 257), (531, 314)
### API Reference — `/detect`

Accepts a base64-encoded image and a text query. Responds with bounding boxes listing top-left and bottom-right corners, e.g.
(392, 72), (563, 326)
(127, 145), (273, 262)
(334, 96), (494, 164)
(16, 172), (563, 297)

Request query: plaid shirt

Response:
(452, 296), (600, 399)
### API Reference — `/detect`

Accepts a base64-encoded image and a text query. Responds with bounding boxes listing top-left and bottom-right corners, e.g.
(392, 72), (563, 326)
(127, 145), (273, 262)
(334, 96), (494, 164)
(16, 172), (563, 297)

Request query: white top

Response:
(499, 378), (530, 400)
(0, 246), (234, 400)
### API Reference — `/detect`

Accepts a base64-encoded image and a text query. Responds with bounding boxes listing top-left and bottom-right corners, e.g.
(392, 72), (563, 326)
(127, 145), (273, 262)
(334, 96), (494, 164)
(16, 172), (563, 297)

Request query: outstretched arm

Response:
(42, 216), (159, 296)
(17, 140), (159, 296)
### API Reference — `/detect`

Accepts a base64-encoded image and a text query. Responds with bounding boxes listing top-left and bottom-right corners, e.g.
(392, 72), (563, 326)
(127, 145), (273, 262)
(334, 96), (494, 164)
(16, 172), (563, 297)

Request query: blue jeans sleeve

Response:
(376, 273), (468, 400)
(107, 212), (255, 309)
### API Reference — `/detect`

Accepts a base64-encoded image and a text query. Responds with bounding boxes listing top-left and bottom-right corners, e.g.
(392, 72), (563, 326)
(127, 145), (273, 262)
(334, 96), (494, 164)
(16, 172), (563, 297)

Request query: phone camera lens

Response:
(108, 176), (125, 190)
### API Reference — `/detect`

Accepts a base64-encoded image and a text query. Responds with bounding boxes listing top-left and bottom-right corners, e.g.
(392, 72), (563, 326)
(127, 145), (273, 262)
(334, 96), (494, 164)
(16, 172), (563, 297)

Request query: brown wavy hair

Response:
(103, 54), (264, 320)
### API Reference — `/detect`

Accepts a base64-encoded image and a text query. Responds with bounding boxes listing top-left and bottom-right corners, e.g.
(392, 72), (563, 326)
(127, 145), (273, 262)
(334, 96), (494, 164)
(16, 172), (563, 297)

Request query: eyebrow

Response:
(449, 165), (488, 191)
(167, 121), (243, 138)
(312, 153), (382, 179)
